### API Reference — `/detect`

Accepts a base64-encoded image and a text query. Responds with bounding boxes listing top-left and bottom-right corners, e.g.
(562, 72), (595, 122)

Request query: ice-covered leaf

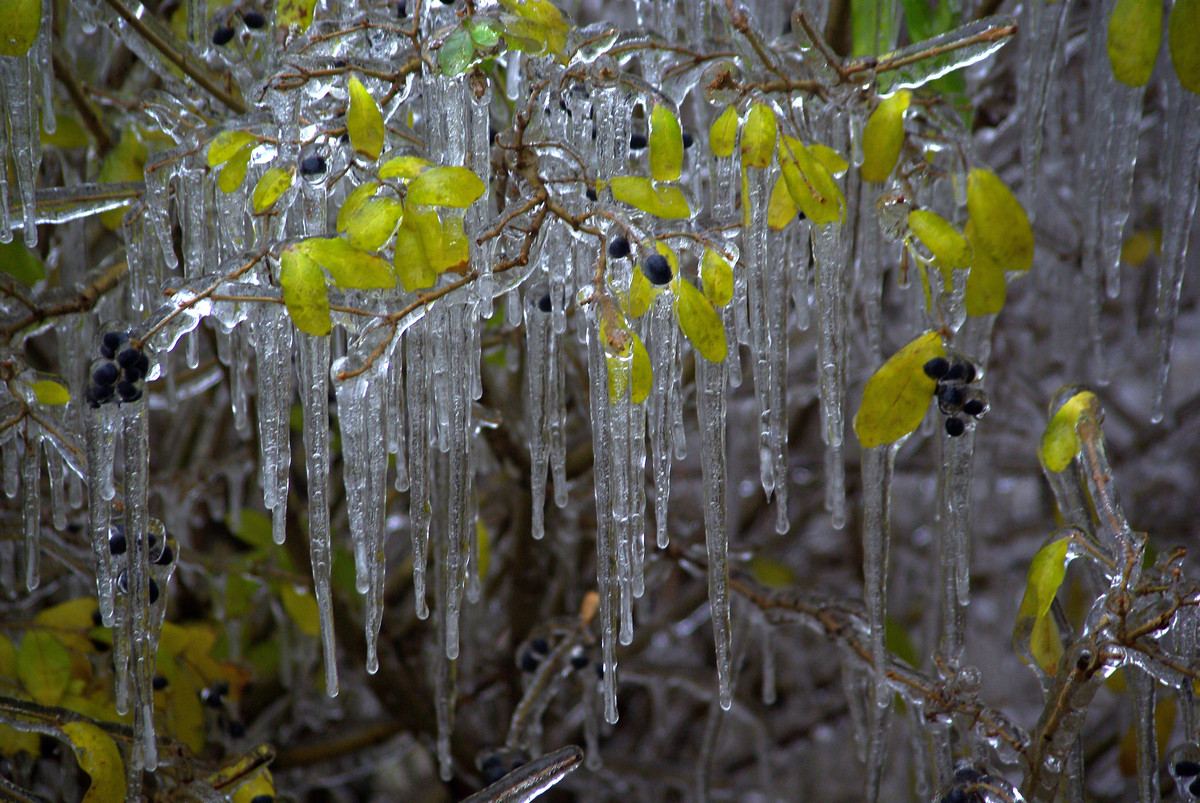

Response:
(672, 276), (727, 362)
(610, 176), (691, 218)
(809, 143), (850, 176)
(767, 176), (799, 230)
(779, 136), (844, 225)
(1169, 0), (1200, 93)
(1016, 537), (1070, 621)
(279, 583), (320, 637)
(908, 209), (972, 268)
(29, 379), (70, 406)
(348, 76), (385, 161)
(438, 214), (470, 272)
(470, 18), (502, 48)
(710, 105), (738, 158)
(1038, 390), (1099, 472)
(379, 156), (433, 180)
(296, 237), (397, 289)
(277, 0), (316, 31)
(440, 27), (475, 76)
(219, 145), (254, 194)
(499, 0), (568, 54)
(967, 167), (1033, 272)
(741, 103), (777, 168)
(0, 0), (41, 56)
(251, 167), (294, 213)
(1107, 0), (1161, 87)
(630, 330), (652, 404)
(345, 197), (403, 251)
(336, 182), (381, 231)
(1029, 607), (1063, 674)
(41, 116), (89, 149)
(627, 263), (654, 318)
(861, 90), (911, 182)
(701, 248), (733, 306)
(853, 331), (945, 448)
(279, 250), (331, 337)
(406, 166), (486, 207)
(0, 240), (44, 285)
(62, 721), (126, 803)
(207, 131), (258, 167)
(964, 220), (1006, 315)
(649, 104), (683, 182)
(394, 217), (438, 291)
(97, 129), (147, 228)
(17, 630), (72, 705)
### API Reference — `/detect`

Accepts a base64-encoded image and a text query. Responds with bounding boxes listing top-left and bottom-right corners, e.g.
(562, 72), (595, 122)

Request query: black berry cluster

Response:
(923, 355), (987, 438)
(110, 523), (174, 604)
(211, 9), (267, 45)
(935, 763), (994, 803)
(87, 332), (150, 408)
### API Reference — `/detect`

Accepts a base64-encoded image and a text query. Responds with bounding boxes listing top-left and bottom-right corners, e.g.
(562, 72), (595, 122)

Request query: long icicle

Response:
(698, 353), (732, 709)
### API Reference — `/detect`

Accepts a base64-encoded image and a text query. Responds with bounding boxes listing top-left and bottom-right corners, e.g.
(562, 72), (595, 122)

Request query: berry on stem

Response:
(536, 293), (552, 313)
(945, 417), (966, 437)
(923, 357), (950, 380)
(642, 253), (672, 285)
(243, 10), (266, 28)
(607, 236), (630, 259)
(212, 25), (235, 45)
(299, 155), (327, 177)
(629, 133), (648, 150)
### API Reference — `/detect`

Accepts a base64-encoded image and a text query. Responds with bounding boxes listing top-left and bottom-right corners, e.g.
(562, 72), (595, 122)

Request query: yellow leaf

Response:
(649, 104), (683, 182)
(296, 237), (397, 290)
(630, 330), (652, 405)
(1017, 537), (1071, 621)
(379, 155), (433, 180)
(17, 630), (72, 705)
(908, 210), (972, 269)
(964, 240), (1006, 317)
(34, 597), (98, 652)
(42, 115), (89, 150)
(1169, 0), (1200, 93)
(709, 105), (738, 158)
(277, 0), (316, 31)
(28, 378), (69, 406)
(626, 264), (654, 318)
(1120, 229), (1160, 264)
(336, 182), (381, 231)
(252, 166), (294, 213)
(610, 176), (691, 219)
(808, 142), (849, 176)
(853, 331), (944, 448)
(406, 166), (486, 208)
(62, 722), (126, 803)
(748, 556), (797, 588)
(861, 90), (910, 183)
(779, 136), (844, 225)
(0, 634), (15, 675)
(701, 248), (733, 306)
(218, 144), (254, 194)
(345, 197), (403, 251)
(393, 217), (438, 291)
(279, 249), (331, 336)
(1038, 390), (1099, 472)
(1108, 0), (1161, 87)
(438, 214), (470, 272)
(348, 76), (385, 161)
(767, 176), (799, 230)
(232, 768), (275, 803)
(207, 131), (258, 167)
(0, 0), (41, 56)
(741, 103), (777, 168)
(279, 583), (320, 637)
(672, 276), (727, 362)
(1029, 611), (1063, 675)
(967, 167), (1033, 273)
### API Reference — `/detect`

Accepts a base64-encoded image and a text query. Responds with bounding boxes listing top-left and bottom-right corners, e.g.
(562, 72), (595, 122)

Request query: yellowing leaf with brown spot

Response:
(710, 105), (738, 158)
(277, 0), (316, 32)
(1107, 0), (1161, 87)
(394, 216), (438, 291)
(207, 131), (258, 167)
(347, 76), (384, 161)
(62, 722), (126, 803)
(1038, 390), (1099, 472)
(967, 167), (1033, 273)
(741, 103), (776, 168)
(701, 248), (733, 307)
(610, 176), (691, 219)
(649, 104), (683, 182)
(1169, 0), (1200, 93)
(908, 210), (972, 269)
(17, 630), (72, 705)
(251, 166), (294, 213)
(279, 250), (331, 336)
(345, 197), (403, 251)
(672, 276), (727, 363)
(406, 166), (486, 208)
(853, 331), (944, 448)
(296, 237), (396, 290)
(0, 0), (41, 56)
(861, 90), (910, 182)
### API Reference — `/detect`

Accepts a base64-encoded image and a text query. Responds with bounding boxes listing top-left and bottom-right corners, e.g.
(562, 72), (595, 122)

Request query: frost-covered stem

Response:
(1131, 668), (1159, 803)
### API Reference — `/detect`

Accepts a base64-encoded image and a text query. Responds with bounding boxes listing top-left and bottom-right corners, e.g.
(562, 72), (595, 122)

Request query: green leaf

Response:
(0, 0), (41, 56)
(17, 630), (72, 705)
(470, 18), (502, 48)
(251, 166), (294, 213)
(406, 166), (486, 207)
(336, 182), (381, 231)
(701, 248), (734, 307)
(649, 104), (683, 182)
(609, 176), (691, 219)
(908, 209), (972, 269)
(440, 27), (475, 76)
(62, 721), (126, 803)
(1169, 0), (1200, 94)
(852, 0), (898, 57)
(41, 115), (89, 150)
(218, 144), (255, 194)
(1038, 390), (1099, 472)
(29, 379), (70, 406)
(779, 136), (844, 225)
(741, 103), (777, 168)
(853, 331), (944, 448)
(967, 167), (1033, 273)
(709, 105), (738, 158)
(277, 0), (317, 32)
(861, 90), (910, 182)
(296, 237), (397, 290)
(207, 131), (258, 167)
(1016, 537), (1070, 621)
(348, 76), (385, 161)
(379, 156), (433, 180)
(0, 240), (44, 285)
(345, 197), (403, 251)
(627, 259), (655, 318)
(279, 250), (331, 337)
(1107, 0), (1161, 87)
(672, 276), (727, 363)
(279, 583), (320, 637)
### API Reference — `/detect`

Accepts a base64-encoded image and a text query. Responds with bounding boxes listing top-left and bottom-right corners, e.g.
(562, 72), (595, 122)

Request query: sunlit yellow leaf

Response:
(908, 210), (972, 269)
(296, 237), (397, 290)
(1107, 0), (1161, 87)
(279, 250), (331, 336)
(62, 722), (126, 803)
(348, 76), (385, 161)
(861, 90), (910, 182)
(1017, 537), (1070, 622)
(701, 248), (733, 307)
(626, 264), (654, 318)
(17, 630), (72, 705)
(345, 197), (403, 251)
(207, 131), (258, 167)
(710, 105), (738, 158)
(251, 166), (294, 213)
(649, 104), (683, 182)
(0, 0), (41, 56)
(779, 136), (844, 225)
(279, 583), (320, 637)
(767, 176), (799, 230)
(336, 182), (381, 231)
(967, 167), (1033, 273)
(672, 276), (727, 363)
(610, 175), (691, 219)
(379, 155), (433, 180)
(1169, 0), (1200, 93)
(406, 166), (486, 207)
(218, 144), (254, 194)
(277, 0), (316, 31)
(1038, 390), (1099, 472)
(741, 103), (777, 168)
(0, 240), (44, 285)
(438, 214), (470, 272)
(853, 331), (944, 448)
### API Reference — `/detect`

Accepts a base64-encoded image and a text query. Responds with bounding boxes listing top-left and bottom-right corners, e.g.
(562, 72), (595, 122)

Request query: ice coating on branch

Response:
(647, 293), (676, 548)
(876, 16), (1016, 93)
(86, 404), (119, 624)
(1131, 668), (1159, 803)
(1018, 0), (1070, 220)
(0, 54), (42, 246)
(251, 303), (293, 546)
(22, 421), (42, 590)
(812, 222), (848, 528)
(698, 354), (732, 709)
(407, 322), (432, 620)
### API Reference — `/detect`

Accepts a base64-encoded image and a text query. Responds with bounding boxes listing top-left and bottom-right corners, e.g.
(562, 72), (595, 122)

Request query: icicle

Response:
(143, 158), (178, 274)
(406, 323), (431, 620)
(0, 54), (41, 246)
(742, 167), (775, 498)
(22, 421), (42, 591)
(698, 353), (732, 709)
(764, 226), (790, 533)
(432, 457), (456, 782)
(122, 403), (156, 772)
(387, 342), (409, 493)
(940, 418), (975, 613)
(647, 294), (675, 548)
(2, 428), (18, 498)
(297, 333), (338, 696)
(526, 294), (551, 541)
(812, 222), (848, 528)
(86, 404), (119, 624)
(548, 314), (568, 510)
(1131, 668), (1159, 803)
(1151, 83), (1200, 422)
(252, 304), (293, 546)
(45, 443), (66, 532)
(1018, 0), (1070, 220)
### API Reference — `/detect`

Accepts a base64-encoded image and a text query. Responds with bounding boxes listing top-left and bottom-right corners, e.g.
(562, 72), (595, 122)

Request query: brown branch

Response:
(0, 260), (127, 342)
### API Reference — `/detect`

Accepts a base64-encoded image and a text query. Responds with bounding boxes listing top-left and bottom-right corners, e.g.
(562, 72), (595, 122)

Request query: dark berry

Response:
(124, 365), (143, 384)
(629, 133), (648, 150)
(229, 721), (247, 738)
(212, 25), (235, 45)
(249, 796), (271, 803)
(937, 385), (965, 411)
(117, 381), (142, 403)
(682, 130), (694, 148)
(396, 0), (406, 17)
(117, 348), (140, 369)
(333, 59), (347, 68)
(529, 637), (550, 656)
(608, 236), (630, 259)
(101, 331), (126, 359)
(953, 766), (983, 783)
(152, 675), (168, 691)
(519, 651), (540, 673)
(92, 610), (103, 626)
(536, 293), (552, 313)
(481, 755), (507, 785)
(961, 362), (977, 383)
(202, 688), (224, 709)
(945, 417), (966, 437)
(93, 362), (120, 387)
(942, 789), (969, 803)
(300, 155), (327, 176)
(1177, 761), (1200, 777)
(585, 186), (598, 201)
(962, 398), (985, 417)
(944, 361), (967, 382)
(215, 681), (230, 695)
(923, 357), (950, 380)
(569, 651), (589, 669)
(243, 10), (266, 28)
(148, 578), (160, 604)
(109, 532), (127, 555)
(641, 254), (672, 285)
(440, 0), (454, 4)
(87, 383), (115, 407)
(153, 544), (174, 566)
(1190, 778), (1200, 798)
